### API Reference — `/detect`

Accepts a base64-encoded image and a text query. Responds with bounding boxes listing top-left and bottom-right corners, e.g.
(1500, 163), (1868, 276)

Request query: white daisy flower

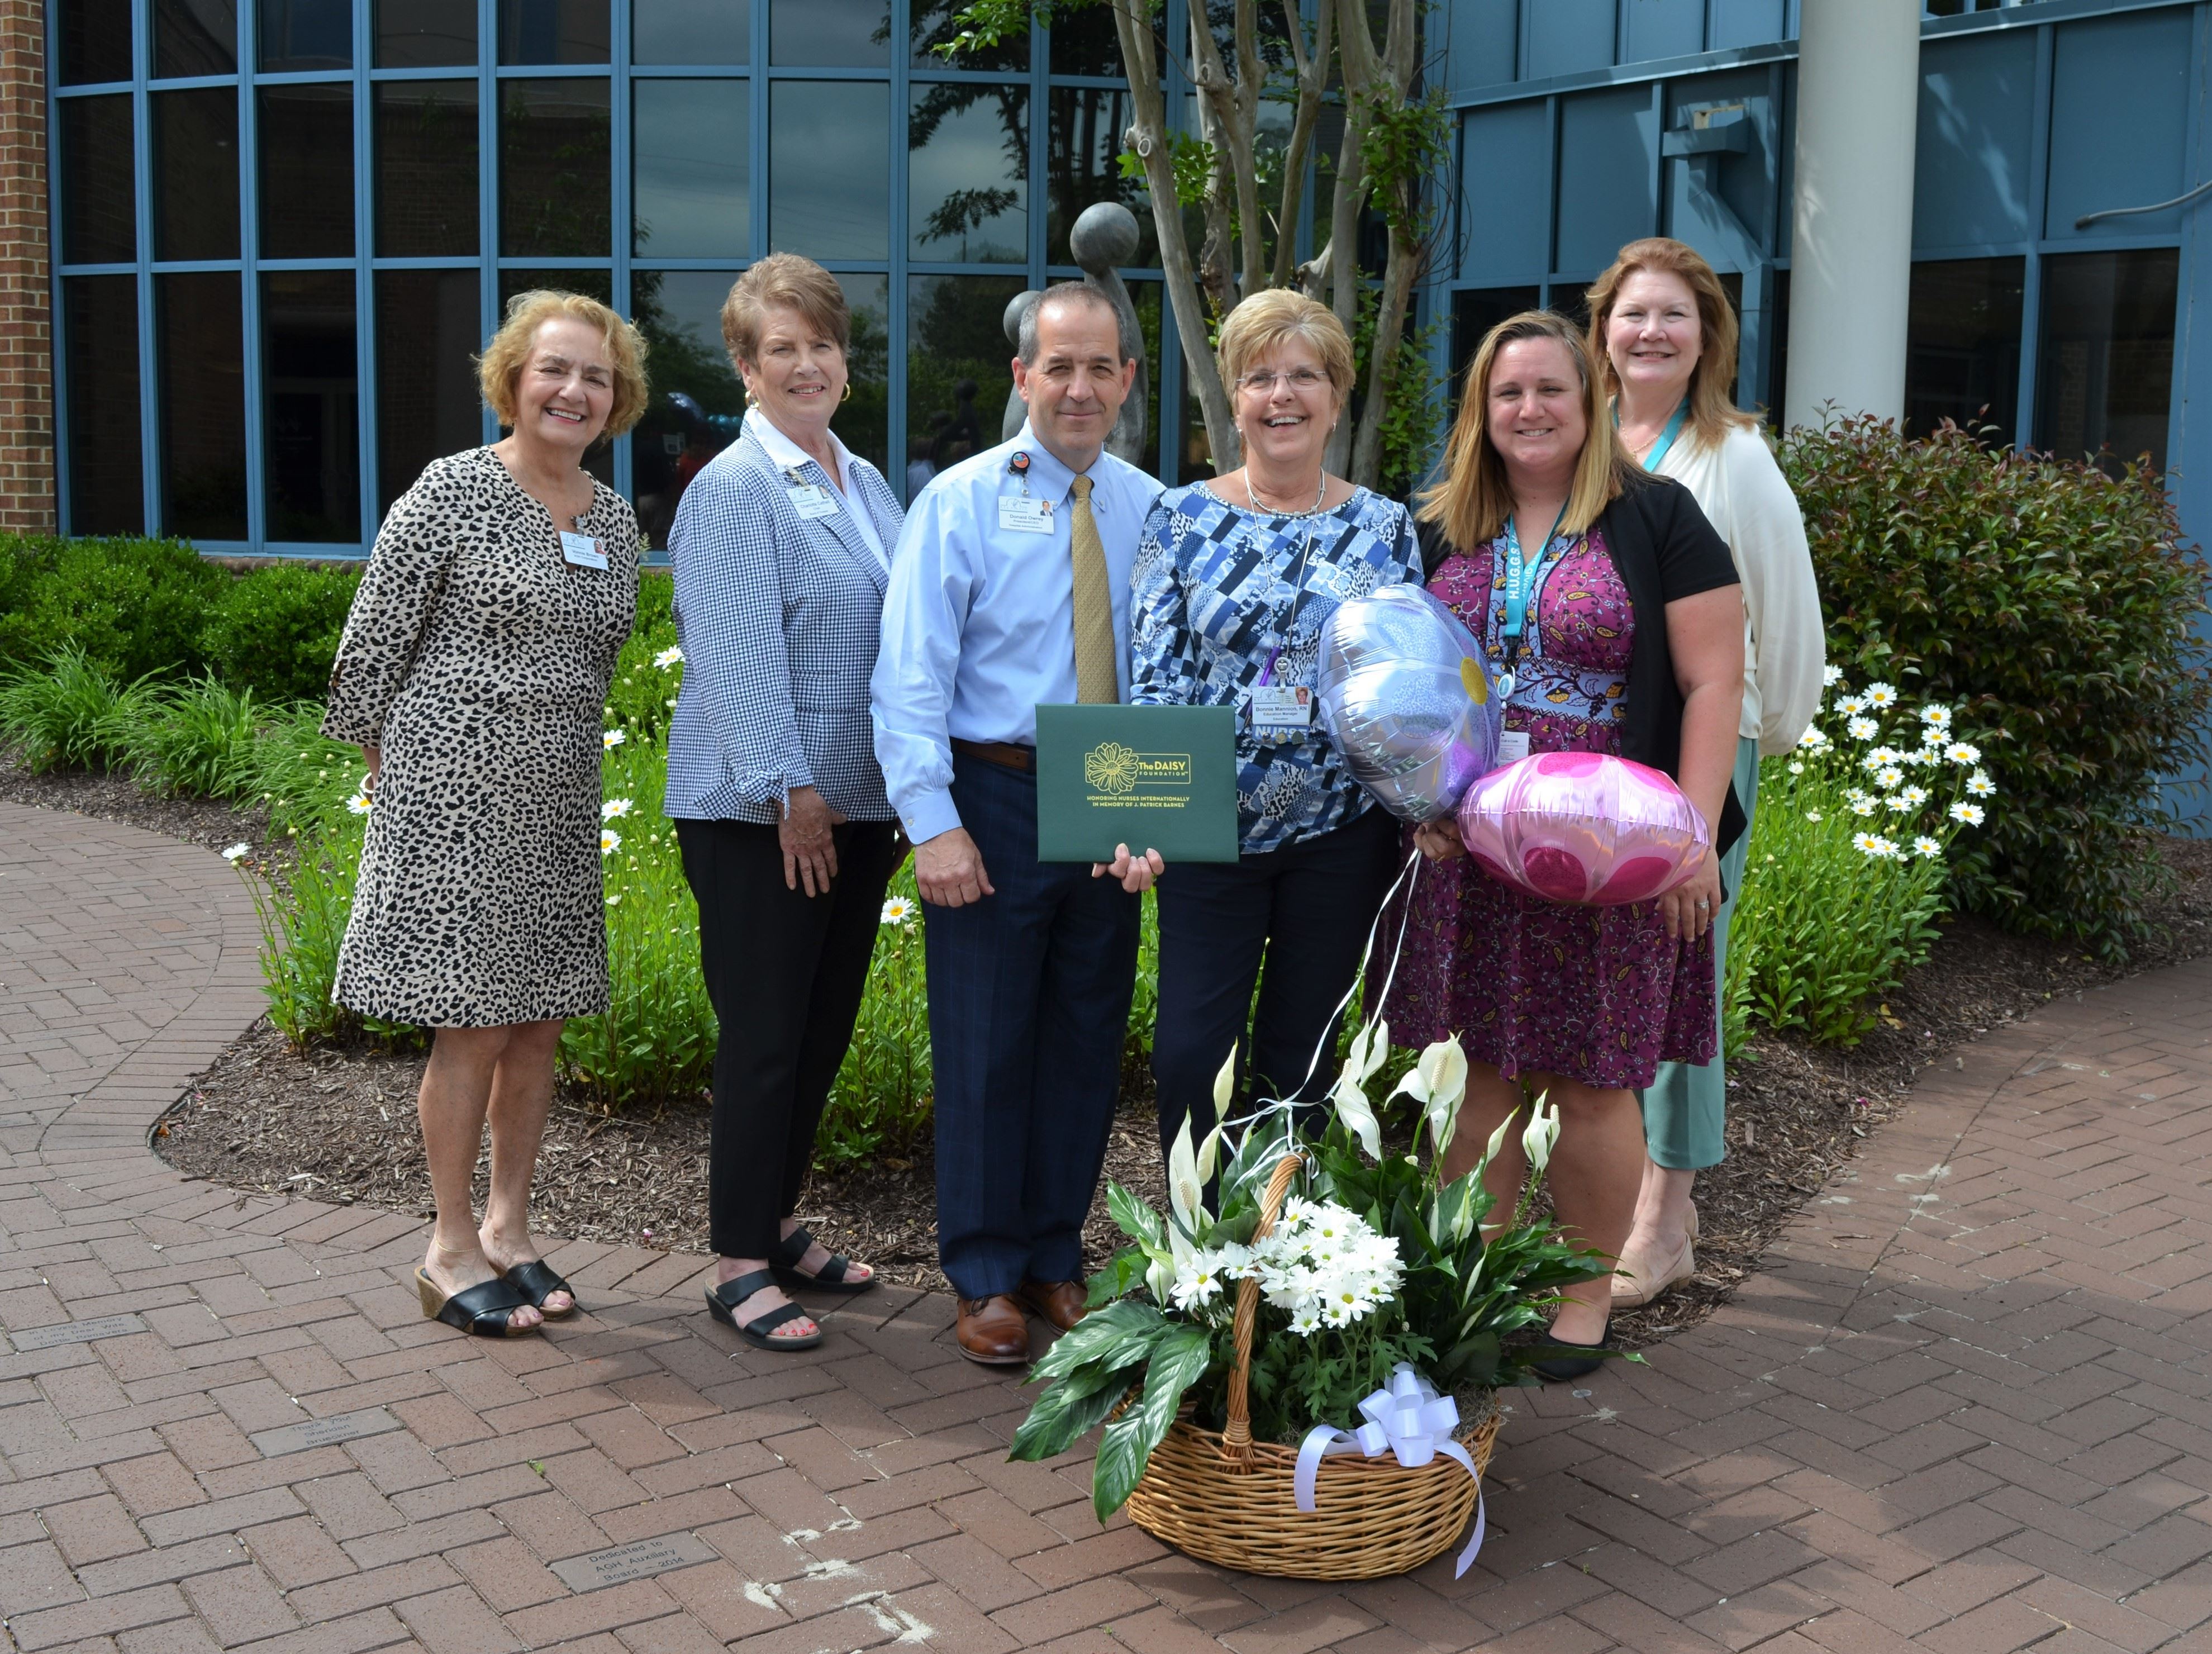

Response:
(1853, 832), (1897, 858)
(601, 829), (622, 855)
(1288, 1307), (1323, 1335)
(1864, 747), (1904, 768)
(1901, 785), (1929, 806)
(1838, 695), (1867, 716)
(603, 728), (626, 750)
(1848, 716), (1879, 741)
(1864, 682), (1899, 709)
(1170, 1264), (1222, 1309)
(1966, 771), (1996, 798)
(1921, 704), (1952, 728)
(221, 843), (250, 863)
(1851, 797), (1878, 817)
(345, 793), (372, 816)
(605, 893), (621, 906)
(1800, 725), (1830, 750)
(1823, 664), (1845, 687)
(880, 895), (917, 926)
(1876, 767), (1905, 790)
(1949, 801), (1986, 826)
(1945, 742), (1981, 765)
(1804, 810), (1823, 823)
(653, 645), (684, 668)
(601, 797), (634, 820)
(1912, 836), (1943, 859)
(1787, 761), (1805, 776)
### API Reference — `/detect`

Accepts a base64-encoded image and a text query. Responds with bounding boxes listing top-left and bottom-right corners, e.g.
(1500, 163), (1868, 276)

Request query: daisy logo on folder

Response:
(1082, 742), (1193, 796)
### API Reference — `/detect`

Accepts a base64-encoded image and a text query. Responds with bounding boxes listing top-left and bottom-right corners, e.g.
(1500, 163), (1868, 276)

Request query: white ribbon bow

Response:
(1293, 1363), (1488, 1577)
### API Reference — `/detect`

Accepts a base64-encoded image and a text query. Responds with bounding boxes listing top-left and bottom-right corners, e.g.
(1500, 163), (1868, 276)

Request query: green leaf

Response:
(1029, 1298), (1167, 1385)
(1009, 1366), (1134, 1462)
(1106, 1181), (1166, 1250)
(1086, 1247), (1145, 1308)
(1091, 1323), (1214, 1521)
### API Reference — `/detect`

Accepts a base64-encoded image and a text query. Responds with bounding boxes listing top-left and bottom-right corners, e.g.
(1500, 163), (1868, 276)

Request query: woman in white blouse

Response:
(1585, 237), (1826, 1309)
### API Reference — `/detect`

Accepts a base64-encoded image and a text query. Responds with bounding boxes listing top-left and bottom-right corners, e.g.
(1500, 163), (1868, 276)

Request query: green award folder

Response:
(1034, 704), (1240, 864)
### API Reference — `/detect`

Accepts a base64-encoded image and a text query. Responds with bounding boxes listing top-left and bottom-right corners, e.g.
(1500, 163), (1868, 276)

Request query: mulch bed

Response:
(17, 761), (2208, 1351)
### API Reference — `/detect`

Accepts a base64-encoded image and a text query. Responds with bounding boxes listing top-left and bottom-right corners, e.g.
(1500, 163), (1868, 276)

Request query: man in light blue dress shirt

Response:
(871, 285), (1164, 1364)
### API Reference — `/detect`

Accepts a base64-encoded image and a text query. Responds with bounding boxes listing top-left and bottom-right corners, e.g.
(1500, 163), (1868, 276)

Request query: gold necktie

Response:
(1067, 475), (1119, 704)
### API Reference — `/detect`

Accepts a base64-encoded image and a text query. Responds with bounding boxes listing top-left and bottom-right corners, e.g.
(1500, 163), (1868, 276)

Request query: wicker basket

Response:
(1123, 1154), (1499, 1580)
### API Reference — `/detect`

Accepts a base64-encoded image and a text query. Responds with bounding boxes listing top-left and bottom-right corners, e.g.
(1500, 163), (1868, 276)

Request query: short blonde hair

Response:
(721, 254), (850, 370)
(1585, 237), (1757, 450)
(478, 290), (649, 438)
(1216, 289), (1355, 403)
(1416, 310), (1633, 550)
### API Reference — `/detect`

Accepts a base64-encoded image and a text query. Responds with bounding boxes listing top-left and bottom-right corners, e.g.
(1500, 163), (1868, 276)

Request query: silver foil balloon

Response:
(1317, 584), (1503, 823)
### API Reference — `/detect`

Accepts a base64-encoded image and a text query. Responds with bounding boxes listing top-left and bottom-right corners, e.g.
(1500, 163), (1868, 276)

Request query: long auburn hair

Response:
(1584, 237), (1757, 452)
(1417, 310), (1633, 551)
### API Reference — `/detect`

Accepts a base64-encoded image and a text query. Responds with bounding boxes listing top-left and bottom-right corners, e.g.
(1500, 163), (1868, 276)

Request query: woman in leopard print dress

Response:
(323, 291), (647, 1339)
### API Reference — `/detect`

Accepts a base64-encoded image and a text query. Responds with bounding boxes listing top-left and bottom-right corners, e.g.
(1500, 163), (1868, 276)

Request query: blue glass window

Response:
(376, 0), (476, 66)
(501, 80), (613, 259)
(158, 272), (249, 540)
(260, 85), (355, 259)
(773, 0), (890, 67)
(155, 0), (239, 78)
(260, 0), (354, 72)
(500, 0), (611, 65)
(63, 276), (145, 536)
(376, 269), (483, 512)
(376, 81), (479, 257)
(263, 270), (361, 543)
(633, 82), (749, 260)
(770, 82), (888, 261)
(154, 88), (239, 262)
(60, 97), (135, 265)
(634, 0), (749, 64)
(59, 0), (134, 86)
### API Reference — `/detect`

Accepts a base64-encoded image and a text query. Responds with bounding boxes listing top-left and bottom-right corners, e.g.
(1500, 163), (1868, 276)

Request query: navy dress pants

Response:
(1150, 805), (1404, 1161)
(925, 753), (1141, 1301)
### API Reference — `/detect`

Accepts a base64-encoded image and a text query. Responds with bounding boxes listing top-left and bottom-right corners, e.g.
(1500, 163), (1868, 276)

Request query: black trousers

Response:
(1150, 805), (1405, 1161)
(676, 816), (901, 1260)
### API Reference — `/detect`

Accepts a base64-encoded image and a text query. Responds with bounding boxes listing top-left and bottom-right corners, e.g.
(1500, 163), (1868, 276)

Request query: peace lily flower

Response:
(880, 895), (917, 926)
(1520, 1096), (1562, 1177)
(1950, 800), (1986, 826)
(601, 797), (634, 820)
(1329, 1016), (1388, 1160)
(653, 645), (684, 668)
(602, 728), (626, 750)
(1390, 1034), (1468, 1155)
(1966, 771), (1996, 798)
(1913, 835), (1943, 859)
(1167, 1112), (1207, 1230)
(1945, 742), (1981, 766)
(1847, 716), (1878, 741)
(600, 829), (621, 855)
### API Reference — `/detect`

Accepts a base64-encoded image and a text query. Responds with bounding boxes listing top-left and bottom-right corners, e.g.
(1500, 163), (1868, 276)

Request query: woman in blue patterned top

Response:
(1131, 289), (1422, 1166)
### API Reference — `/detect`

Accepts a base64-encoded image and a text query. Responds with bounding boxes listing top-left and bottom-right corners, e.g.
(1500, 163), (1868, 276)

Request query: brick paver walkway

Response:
(2, 797), (2208, 1653)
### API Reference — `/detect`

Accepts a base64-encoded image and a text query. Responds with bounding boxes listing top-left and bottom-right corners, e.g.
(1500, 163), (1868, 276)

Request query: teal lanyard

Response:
(1623, 398), (1690, 472)
(1497, 502), (1569, 697)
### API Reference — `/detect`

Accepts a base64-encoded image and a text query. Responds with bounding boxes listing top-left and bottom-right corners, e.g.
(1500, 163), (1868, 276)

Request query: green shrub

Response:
(0, 535), (222, 682)
(199, 563), (359, 704)
(0, 647), (155, 772)
(1781, 417), (2212, 958)
(636, 569), (674, 633)
(822, 868), (931, 1164)
(119, 674), (264, 799)
(250, 702), (372, 835)
(604, 622), (682, 747)
(245, 819), (364, 1045)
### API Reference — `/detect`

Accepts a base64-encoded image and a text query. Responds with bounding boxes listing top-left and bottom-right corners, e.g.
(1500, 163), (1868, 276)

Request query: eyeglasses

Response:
(1235, 368), (1329, 394)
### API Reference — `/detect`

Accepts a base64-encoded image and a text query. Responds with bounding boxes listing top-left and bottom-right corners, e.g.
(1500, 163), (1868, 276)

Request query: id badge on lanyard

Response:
(1496, 503), (1567, 699)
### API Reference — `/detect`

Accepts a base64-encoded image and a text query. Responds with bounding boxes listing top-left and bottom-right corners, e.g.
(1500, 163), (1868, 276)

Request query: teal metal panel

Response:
(1623, 0), (1705, 63)
(2046, 8), (2194, 239)
(1709, 0), (1790, 50)
(1555, 82), (1659, 273)
(1664, 65), (1780, 259)
(1914, 30), (2037, 251)
(1446, 0), (1518, 94)
(1459, 101), (1552, 281)
(1525, 0), (1616, 79)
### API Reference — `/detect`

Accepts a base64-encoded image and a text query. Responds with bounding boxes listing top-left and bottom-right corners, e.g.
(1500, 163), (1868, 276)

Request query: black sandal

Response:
(769, 1227), (877, 1296)
(416, 1268), (540, 1339)
(498, 1259), (578, 1319)
(705, 1270), (824, 1351)
(1530, 1316), (1614, 1383)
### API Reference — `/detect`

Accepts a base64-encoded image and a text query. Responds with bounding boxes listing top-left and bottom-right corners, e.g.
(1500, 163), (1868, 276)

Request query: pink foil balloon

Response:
(1455, 752), (1711, 906)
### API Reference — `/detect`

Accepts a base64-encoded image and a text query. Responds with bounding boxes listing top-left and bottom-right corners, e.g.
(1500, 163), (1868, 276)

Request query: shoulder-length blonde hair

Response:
(1584, 237), (1757, 451)
(478, 289), (650, 438)
(1417, 310), (1632, 550)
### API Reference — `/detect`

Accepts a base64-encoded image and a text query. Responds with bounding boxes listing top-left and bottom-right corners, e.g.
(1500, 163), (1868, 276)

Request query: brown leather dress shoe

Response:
(1017, 1278), (1088, 1333)
(955, 1295), (1030, 1365)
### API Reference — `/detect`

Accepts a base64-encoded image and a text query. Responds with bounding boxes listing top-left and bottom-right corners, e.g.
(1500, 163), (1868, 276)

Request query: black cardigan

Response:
(1417, 470), (1746, 855)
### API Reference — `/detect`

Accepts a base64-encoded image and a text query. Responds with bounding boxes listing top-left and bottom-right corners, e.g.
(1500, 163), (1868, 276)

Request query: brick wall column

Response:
(0, 0), (52, 534)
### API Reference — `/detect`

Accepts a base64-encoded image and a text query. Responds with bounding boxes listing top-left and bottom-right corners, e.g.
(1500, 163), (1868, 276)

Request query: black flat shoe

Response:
(416, 1268), (539, 1338)
(705, 1269), (824, 1352)
(769, 1227), (876, 1296)
(1531, 1316), (1614, 1383)
(497, 1258), (578, 1319)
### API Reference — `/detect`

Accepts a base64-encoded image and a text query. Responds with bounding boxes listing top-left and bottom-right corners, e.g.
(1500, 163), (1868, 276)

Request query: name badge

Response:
(1495, 730), (1531, 766)
(1249, 685), (1314, 731)
(559, 531), (608, 570)
(787, 482), (840, 521)
(998, 495), (1053, 535)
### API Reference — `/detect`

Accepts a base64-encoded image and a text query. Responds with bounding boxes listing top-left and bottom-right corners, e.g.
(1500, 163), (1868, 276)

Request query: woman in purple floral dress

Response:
(1383, 311), (1744, 1377)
